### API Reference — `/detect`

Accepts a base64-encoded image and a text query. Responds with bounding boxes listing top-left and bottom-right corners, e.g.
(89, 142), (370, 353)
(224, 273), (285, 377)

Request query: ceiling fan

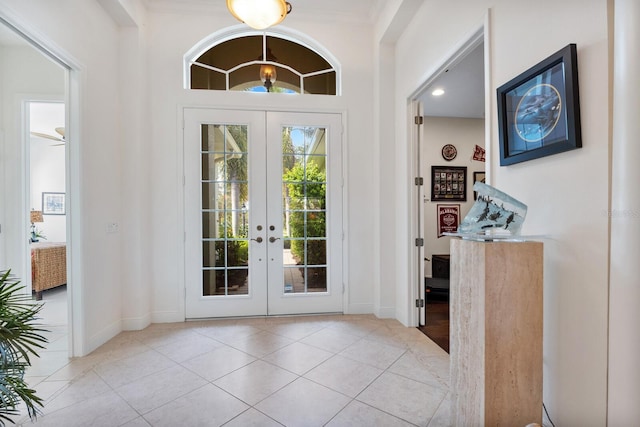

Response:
(30, 127), (65, 146)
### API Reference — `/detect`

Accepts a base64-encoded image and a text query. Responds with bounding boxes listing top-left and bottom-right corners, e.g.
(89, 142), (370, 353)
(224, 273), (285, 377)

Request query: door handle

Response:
(251, 237), (263, 243)
(269, 236), (280, 243)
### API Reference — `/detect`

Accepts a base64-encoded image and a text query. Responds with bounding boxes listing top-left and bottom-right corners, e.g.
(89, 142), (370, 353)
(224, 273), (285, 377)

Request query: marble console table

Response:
(450, 239), (543, 425)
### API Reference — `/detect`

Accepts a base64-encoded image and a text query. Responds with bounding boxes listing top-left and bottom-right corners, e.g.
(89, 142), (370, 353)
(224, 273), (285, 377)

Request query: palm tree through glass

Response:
(201, 124), (249, 296)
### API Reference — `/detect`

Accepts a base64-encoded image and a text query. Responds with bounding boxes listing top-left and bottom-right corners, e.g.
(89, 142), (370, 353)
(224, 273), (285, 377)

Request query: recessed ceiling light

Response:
(432, 88), (445, 97)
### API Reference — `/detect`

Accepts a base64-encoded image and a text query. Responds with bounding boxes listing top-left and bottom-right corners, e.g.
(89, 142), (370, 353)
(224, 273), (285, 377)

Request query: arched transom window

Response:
(187, 33), (338, 95)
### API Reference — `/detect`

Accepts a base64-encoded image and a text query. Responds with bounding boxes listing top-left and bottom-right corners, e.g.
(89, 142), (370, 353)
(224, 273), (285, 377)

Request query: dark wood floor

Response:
(418, 290), (450, 353)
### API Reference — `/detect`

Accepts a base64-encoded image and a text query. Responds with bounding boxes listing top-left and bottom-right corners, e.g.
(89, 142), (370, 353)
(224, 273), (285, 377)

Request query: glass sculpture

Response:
(458, 182), (527, 236)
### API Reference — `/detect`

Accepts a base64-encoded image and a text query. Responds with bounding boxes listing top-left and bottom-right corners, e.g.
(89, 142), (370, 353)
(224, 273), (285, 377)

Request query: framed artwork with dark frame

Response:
(473, 171), (486, 200)
(431, 166), (467, 202)
(42, 192), (65, 215)
(497, 43), (582, 166)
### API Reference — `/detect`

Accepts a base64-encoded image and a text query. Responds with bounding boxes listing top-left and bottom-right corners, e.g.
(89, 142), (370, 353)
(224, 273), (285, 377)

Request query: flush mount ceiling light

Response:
(431, 88), (445, 96)
(226, 0), (292, 30)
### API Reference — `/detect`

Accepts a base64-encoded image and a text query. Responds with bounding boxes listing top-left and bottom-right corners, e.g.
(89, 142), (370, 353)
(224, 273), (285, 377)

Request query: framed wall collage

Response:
(431, 166), (467, 202)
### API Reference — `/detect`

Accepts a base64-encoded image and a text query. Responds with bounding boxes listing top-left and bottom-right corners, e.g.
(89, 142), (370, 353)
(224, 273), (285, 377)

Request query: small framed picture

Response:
(42, 192), (65, 215)
(473, 171), (486, 200)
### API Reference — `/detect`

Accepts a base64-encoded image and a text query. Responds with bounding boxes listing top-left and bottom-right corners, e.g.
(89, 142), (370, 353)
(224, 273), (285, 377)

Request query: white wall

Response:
(423, 117), (484, 276)
(30, 102), (66, 243)
(609, 0), (640, 422)
(118, 12), (153, 331)
(391, 0), (609, 424)
(374, 42), (398, 318)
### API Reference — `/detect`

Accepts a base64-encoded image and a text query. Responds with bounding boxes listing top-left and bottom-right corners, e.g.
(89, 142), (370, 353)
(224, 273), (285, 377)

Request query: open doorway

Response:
(410, 34), (486, 353)
(28, 101), (68, 327)
(0, 19), (70, 359)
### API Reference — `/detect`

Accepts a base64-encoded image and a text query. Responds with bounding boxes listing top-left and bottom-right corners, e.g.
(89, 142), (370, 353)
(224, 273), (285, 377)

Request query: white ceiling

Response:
(143, 0), (385, 23)
(419, 42), (485, 119)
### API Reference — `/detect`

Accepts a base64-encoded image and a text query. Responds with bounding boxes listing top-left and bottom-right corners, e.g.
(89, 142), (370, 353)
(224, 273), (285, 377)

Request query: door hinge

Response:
(415, 238), (424, 247)
(414, 115), (424, 125)
(416, 299), (424, 308)
(415, 177), (423, 186)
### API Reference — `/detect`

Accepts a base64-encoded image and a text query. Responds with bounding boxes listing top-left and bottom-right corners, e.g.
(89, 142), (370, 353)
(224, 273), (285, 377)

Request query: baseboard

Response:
(346, 303), (396, 318)
(345, 302), (374, 315)
(122, 312), (152, 331)
(87, 318), (122, 355)
(151, 310), (186, 324)
(375, 306), (396, 318)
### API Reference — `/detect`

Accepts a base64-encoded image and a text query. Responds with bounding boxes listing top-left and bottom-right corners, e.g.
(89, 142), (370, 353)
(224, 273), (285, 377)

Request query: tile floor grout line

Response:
(21, 290), (451, 427)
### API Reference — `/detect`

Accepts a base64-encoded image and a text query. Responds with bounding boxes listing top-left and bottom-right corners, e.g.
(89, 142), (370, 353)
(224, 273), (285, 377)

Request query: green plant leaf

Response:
(0, 270), (48, 422)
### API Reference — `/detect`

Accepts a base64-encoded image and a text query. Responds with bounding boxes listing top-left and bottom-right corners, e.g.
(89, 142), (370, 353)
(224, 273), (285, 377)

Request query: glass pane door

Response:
(185, 109), (342, 318)
(201, 124), (250, 297)
(185, 109), (267, 318)
(266, 112), (343, 316)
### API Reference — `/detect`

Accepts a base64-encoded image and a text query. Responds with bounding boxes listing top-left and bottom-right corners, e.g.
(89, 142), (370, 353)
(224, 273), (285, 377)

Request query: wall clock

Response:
(442, 144), (457, 161)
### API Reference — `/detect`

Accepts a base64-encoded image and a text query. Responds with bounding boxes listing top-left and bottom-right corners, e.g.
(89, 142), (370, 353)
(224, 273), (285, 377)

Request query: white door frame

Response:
(411, 100), (426, 325)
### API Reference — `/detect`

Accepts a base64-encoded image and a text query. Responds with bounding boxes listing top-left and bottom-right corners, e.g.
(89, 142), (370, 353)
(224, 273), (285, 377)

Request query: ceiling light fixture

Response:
(226, 0), (292, 30)
(432, 88), (445, 97)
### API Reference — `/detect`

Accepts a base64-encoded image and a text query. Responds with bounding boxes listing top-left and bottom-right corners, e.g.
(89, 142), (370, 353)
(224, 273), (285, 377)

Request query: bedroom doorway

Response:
(0, 18), (72, 358)
(27, 100), (68, 302)
(27, 101), (69, 358)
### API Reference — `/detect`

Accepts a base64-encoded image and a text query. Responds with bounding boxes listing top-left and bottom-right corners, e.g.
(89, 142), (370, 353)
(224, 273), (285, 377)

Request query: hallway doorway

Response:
(408, 29), (486, 337)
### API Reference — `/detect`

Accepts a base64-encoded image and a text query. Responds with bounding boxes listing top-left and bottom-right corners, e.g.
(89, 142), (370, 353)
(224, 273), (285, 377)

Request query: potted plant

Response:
(0, 270), (48, 425)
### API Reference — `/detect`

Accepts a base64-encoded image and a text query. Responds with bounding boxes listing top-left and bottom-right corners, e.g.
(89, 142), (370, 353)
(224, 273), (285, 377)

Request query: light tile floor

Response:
(16, 288), (451, 426)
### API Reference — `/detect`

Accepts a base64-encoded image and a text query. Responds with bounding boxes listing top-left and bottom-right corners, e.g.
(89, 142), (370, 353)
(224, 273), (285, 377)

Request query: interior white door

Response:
(184, 109), (343, 318)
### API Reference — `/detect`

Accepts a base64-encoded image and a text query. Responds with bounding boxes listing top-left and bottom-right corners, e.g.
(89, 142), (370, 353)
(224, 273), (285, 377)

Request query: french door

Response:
(184, 109), (343, 318)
